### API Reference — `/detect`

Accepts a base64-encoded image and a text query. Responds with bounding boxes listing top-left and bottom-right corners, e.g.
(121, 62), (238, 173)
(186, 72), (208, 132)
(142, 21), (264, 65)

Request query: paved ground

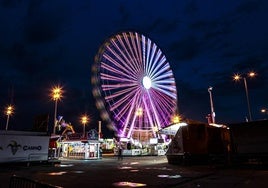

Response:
(1, 156), (268, 188)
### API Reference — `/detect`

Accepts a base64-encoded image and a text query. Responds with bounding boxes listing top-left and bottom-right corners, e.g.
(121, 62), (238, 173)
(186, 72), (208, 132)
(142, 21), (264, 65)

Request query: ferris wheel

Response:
(92, 31), (177, 139)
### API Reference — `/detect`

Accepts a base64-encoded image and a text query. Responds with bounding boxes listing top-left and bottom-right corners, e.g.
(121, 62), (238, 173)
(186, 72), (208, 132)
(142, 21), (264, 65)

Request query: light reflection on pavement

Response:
(1, 156), (268, 188)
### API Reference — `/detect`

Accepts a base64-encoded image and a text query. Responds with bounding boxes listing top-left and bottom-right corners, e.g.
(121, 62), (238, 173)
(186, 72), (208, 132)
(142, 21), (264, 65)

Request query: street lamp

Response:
(208, 86), (215, 124)
(261, 108), (268, 119)
(5, 105), (14, 131)
(135, 107), (144, 139)
(172, 115), (180, 124)
(50, 85), (63, 134)
(136, 107), (143, 129)
(233, 71), (256, 121)
(81, 115), (89, 138)
(261, 108), (267, 113)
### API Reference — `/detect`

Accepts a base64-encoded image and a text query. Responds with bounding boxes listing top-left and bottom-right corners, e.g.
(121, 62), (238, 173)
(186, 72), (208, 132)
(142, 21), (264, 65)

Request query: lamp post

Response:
(81, 115), (89, 138)
(135, 107), (143, 140)
(51, 86), (63, 134)
(5, 105), (14, 131)
(233, 71), (256, 121)
(208, 86), (215, 124)
(136, 107), (143, 129)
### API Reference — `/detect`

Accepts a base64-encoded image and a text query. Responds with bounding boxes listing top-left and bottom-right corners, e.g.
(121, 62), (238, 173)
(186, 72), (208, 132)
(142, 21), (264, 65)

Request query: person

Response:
(118, 145), (123, 160)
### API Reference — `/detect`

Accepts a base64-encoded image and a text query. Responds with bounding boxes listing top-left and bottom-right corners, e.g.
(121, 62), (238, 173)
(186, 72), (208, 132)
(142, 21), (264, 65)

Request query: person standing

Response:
(118, 145), (123, 160)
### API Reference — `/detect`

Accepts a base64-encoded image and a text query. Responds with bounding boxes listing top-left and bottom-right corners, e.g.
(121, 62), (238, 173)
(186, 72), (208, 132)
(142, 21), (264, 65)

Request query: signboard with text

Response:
(0, 131), (50, 163)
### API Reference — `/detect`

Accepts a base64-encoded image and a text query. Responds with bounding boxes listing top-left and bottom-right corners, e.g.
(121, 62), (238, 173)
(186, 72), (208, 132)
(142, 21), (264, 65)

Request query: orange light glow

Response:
(5, 105), (14, 116)
(261, 109), (267, 113)
(248, 71), (256, 78)
(172, 115), (180, 124)
(50, 85), (63, 101)
(136, 107), (143, 116)
(81, 115), (89, 125)
(233, 73), (241, 81)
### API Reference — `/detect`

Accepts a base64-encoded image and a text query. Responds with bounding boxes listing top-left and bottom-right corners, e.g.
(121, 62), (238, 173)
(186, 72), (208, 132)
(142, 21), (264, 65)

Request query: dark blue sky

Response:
(0, 0), (268, 136)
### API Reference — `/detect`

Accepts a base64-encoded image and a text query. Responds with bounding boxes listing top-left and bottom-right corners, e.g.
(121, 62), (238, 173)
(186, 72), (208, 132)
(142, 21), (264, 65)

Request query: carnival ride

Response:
(92, 31), (178, 144)
(56, 116), (75, 136)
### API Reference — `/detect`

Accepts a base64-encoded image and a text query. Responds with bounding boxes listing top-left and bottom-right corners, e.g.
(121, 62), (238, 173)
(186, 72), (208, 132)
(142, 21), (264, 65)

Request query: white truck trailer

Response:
(0, 130), (50, 163)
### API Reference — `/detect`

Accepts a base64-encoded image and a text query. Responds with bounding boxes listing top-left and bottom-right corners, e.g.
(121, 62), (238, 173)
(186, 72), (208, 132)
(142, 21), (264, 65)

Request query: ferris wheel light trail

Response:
(92, 31), (178, 139)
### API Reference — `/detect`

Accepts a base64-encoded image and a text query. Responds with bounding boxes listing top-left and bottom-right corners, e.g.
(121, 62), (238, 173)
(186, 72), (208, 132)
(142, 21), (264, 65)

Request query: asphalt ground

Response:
(0, 155), (268, 188)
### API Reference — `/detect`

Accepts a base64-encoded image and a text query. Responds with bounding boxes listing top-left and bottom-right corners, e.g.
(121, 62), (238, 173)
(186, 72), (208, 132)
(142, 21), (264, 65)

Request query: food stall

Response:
(60, 129), (101, 160)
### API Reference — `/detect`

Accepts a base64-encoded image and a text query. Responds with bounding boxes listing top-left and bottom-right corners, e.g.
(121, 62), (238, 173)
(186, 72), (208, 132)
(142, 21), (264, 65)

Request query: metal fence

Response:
(9, 175), (62, 188)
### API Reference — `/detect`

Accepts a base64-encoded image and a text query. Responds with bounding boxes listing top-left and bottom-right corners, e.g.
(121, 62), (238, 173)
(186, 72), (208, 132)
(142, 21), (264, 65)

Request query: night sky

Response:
(0, 0), (268, 137)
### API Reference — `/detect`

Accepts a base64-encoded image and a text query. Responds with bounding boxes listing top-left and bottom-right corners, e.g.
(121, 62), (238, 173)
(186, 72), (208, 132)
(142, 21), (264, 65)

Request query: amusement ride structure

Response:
(92, 31), (178, 144)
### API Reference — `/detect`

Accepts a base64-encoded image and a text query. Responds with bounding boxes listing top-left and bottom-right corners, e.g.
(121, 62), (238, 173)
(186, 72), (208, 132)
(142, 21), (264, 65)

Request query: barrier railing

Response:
(9, 175), (62, 188)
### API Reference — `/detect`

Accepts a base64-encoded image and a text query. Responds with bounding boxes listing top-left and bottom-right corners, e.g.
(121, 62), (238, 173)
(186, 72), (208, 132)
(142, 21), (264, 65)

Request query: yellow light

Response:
(5, 105), (14, 116)
(233, 73), (241, 81)
(50, 85), (63, 101)
(136, 107), (143, 116)
(261, 109), (267, 113)
(172, 115), (180, 124)
(81, 115), (89, 125)
(248, 71), (256, 78)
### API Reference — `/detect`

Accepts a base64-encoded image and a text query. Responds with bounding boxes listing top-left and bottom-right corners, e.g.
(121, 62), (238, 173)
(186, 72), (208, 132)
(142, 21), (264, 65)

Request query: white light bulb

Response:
(142, 76), (152, 89)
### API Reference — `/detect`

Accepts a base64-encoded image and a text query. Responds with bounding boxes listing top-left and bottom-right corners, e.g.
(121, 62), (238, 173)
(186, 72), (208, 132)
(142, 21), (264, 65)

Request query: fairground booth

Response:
(51, 129), (102, 160)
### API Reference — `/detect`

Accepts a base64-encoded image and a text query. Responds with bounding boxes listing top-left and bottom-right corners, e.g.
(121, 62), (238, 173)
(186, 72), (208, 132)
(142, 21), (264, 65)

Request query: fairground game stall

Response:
(59, 129), (101, 160)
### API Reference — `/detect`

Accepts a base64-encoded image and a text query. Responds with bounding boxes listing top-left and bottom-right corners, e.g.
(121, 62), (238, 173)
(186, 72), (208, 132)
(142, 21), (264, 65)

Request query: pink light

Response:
(93, 31), (177, 139)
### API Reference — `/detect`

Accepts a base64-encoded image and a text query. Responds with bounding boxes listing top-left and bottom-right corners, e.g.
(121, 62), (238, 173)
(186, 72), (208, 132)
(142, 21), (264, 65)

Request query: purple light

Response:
(92, 31), (177, 139)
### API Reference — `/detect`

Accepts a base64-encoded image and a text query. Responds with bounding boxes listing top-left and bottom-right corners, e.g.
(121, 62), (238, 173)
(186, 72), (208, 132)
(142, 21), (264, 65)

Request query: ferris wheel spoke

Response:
(146, 49), (162, 77)
(135, 32), (143, 63)
(109, 87), (141, 112)
(143, 36), (152, 74)
(107, 42), (139, 76)
(148, 56), (166, 79)
(103, 48), (138, 79)
(123, 32), (142, 71)
(152, 84), (177, 99)
(104, 85), (138, 101)
(101, 62), (125, 76)
(150, 90), (176, 116)
(147, 92), (162, 130)
(146, 44), (158, 76)
(101, 72), (131, 82)
(121, 92), (142, 136)
(151, 63), (171, 80)
(129, 32), (143, 68)
(102, 82), (137, 89)
(152, 72), (174, 84)
(116, 35), (141, 73)
(152, 92), (174, 114)
(103, 54), (137, 80)
(142, 99), (157, 137)
(101, 75), (138, 87)
(101, 63), (136, 81)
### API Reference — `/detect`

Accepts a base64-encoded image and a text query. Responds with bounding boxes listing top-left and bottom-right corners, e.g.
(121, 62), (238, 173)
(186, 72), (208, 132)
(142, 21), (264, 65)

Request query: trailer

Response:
(0, 130), (50, 164)
(228, 120), (268, 164)
(165, 122), (230, 165)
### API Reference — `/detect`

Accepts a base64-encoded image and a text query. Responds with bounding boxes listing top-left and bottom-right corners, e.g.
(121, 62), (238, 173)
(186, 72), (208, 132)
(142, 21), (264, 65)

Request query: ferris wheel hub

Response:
(142, 76), (152, 89)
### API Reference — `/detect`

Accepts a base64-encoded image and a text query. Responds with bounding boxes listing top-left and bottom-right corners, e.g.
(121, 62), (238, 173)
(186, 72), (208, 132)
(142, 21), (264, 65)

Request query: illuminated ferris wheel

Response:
(92, 31), (177, 139)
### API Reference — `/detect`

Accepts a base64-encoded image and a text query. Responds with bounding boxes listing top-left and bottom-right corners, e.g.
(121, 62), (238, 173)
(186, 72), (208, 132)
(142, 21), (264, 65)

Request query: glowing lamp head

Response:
(142, 76), (152, 89)
(248, 71), (256, 78)
(233, 73), (241, 81)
